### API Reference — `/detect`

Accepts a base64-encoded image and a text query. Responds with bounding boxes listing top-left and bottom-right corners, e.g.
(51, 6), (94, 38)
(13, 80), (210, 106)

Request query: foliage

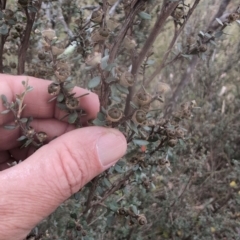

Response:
(1, 0), (240, 239)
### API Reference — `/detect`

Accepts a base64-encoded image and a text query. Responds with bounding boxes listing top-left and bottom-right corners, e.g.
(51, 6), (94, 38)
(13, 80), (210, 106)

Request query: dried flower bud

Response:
(156, 118), (167, 126)
(38, 52), (46, 60)
(75, 223), (82, 231)
(91, 10), (103, 23)
(143, 118), (156, 127)
(52, 46), (64, 56)
(65, 97), (79, 110)
(81, 230), (87, 236)
(119, 71), (134, 87)
(136, 91), (152, 106)
(166, 129), (176, 138)
(48, 83), (60, 95)
(172, 7), (184, 20)
(129, 219), (135, 226)
(55, 62), (71, 82)
(168, 138), (178, 147)
(106, 107), (123, 122)
(123, 35), (137, 50)
(175, 128), (184, 138)
(137, 214), (147, 225)
(106, 17), (119, 31)
(10, 62), (16, 69)
(18, 0), (28, 7)
(26, 127), (35, 138)
(4, 9), (14, 17)
(42, 29), (56, 40)
(85, 51), (102, 66)
(199, 44), (207, 52)
(228, 13), (240, 22)
(157, 82), (171, 95)
(91, 28), (109, 43)
(36, 132), (47, 143)
(132, 110), (146, 125)
(15, 24), (23, 32)
(118, 208), (126, 215)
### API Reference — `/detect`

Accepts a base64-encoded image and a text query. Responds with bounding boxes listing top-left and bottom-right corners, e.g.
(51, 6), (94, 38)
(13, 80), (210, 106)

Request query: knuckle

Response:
(56, 143), (92, 195)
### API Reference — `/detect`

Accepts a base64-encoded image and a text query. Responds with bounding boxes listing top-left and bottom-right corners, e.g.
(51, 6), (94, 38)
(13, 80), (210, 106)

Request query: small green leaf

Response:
(130, 205), (138, 215)
(88, 76), (101, 89)
(116, 83), (129, 94)
(57, 93), (65, 102)
(210, 40), (217, 46)
(63, 82), (75, 90)
(68, 112), (78, 124)
(130, 101), (138, 109)
(92, 118), (106, 126)
(216, 18), (223, 26)
(70, 212), (78, 220)
(139, 11), (151, 20)
(21, 139), (33, 148)
(100, 55), (109, 70)
(26, 86), (34, 92)
(110, 95), (121, 103)
(215, 31), (223, 38)
(4, 125), (17, 130)
(74, 192), (81, 201)
(97, 112), (106, 121)
(27, 5), (38, 13)
(146, 59), (155, 65)
(17, 135), (27, 141)
(1, 109), (10, 114)
(20, 118), (28, 123)
(103, 178), (112, 188)
(57, 103), (68, 110)
(133, 139), (149, 146)
(0, 23), (9, 35)
(1, 94), (8, 104)
(114, 164), (124, 173)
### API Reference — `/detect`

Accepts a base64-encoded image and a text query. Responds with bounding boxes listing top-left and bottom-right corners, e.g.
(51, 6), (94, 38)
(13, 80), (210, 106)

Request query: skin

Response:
(0, 74), (127, 240)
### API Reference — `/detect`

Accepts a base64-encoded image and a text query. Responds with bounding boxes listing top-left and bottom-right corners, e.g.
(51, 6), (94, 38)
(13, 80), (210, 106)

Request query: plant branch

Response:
(124, 1), (180, 116)
(18, 0), (43, 74)
(144, 0), (201, 86)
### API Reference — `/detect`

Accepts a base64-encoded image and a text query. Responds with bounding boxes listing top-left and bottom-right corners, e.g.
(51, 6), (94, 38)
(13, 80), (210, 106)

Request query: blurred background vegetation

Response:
(1, 0), (240, 239)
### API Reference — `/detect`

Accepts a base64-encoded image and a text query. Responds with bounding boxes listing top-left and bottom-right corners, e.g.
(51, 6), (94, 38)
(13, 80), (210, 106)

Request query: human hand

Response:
(0, 74), (127, 240)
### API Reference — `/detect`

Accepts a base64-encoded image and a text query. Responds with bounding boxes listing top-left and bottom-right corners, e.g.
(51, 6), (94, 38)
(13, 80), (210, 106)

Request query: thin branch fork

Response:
(144, 0), (201, 87)
(108, 0), (146, 63)
(124, 1), (180, 116)
(18, 0), (43, 75)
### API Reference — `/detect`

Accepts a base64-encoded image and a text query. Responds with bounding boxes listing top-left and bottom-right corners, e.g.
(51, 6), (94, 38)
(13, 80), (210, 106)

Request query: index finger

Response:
(0, 74), (100, 125)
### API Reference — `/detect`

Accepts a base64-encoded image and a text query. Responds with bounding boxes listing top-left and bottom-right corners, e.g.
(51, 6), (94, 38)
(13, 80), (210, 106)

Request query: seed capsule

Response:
(106, 107), (123, 122)
(65, 97), (79, 110)
(168, 138), (178, 147)
(132, 110), (146, 125)
(91, 10), (103, 23)
(137, 214), (147, 225)
(36, 132), (47, 143)
(119, 71), (135, 87)
(136, 91), (152, 106)
(48, 83), (60, 95)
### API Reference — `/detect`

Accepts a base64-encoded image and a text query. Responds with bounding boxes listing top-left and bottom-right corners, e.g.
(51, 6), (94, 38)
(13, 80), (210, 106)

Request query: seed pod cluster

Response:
(117, 207), (147, 226)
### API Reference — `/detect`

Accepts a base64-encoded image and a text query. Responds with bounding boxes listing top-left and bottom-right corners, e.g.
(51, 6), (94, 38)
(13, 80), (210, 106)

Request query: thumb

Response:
(0, 127), (127, 240)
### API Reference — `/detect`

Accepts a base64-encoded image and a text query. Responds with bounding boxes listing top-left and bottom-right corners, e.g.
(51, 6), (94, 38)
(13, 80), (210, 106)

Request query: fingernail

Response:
(96, 130), (127, 167)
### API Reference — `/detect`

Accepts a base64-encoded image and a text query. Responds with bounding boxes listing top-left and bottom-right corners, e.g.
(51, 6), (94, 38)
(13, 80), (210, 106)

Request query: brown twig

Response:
(124, 1), (180, 116)
(18, 0), (43, 74)
(144, 0), (201, 86)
